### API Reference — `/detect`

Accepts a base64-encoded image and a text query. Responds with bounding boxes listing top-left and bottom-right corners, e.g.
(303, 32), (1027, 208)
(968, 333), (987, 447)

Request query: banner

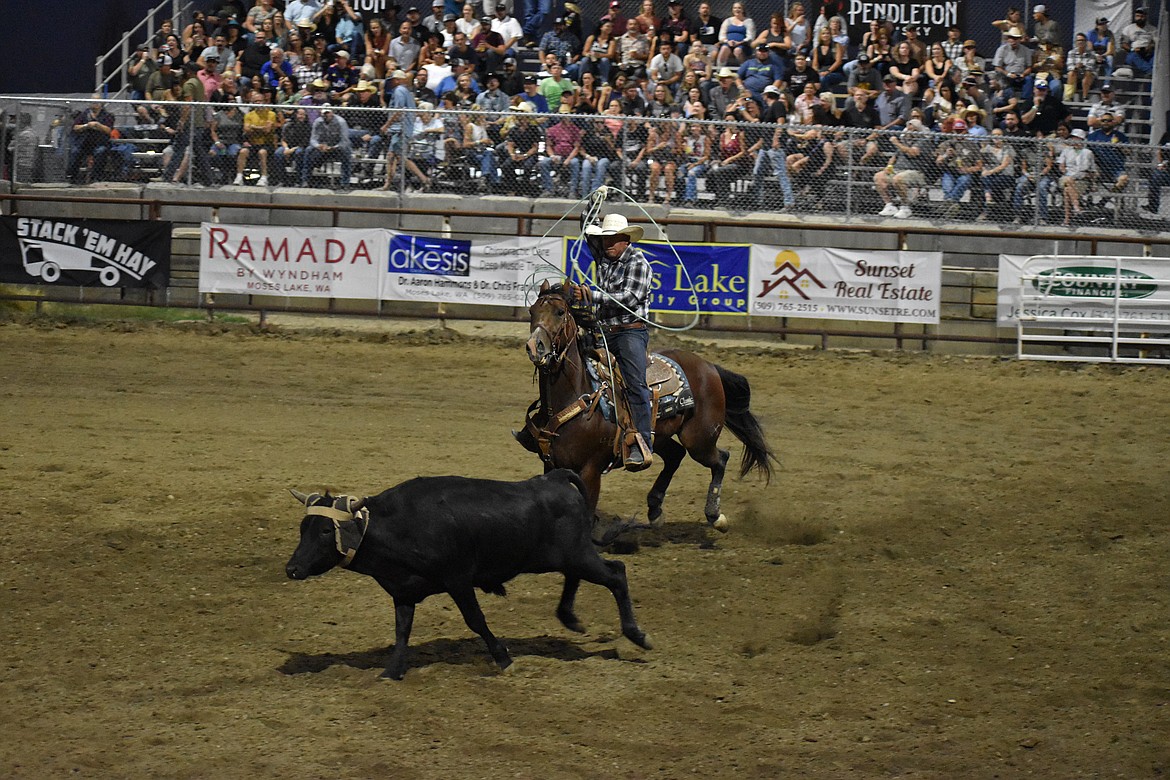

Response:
(199, 223), (386, 298)
(845, 0), (962, 43)
(0, 216), (171, 289)
(381, 234), (564, 307)
(565, 239), (750, 315)
(998, 254), (1170, 330)
(750, 246), (941, 324)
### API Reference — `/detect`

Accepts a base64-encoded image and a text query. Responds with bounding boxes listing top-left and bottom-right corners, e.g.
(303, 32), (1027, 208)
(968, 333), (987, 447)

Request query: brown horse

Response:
(521, 282), (778, 532)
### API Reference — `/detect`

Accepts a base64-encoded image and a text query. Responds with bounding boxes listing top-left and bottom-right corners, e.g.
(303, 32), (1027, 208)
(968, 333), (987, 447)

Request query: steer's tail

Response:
(715, 364), (779, 484)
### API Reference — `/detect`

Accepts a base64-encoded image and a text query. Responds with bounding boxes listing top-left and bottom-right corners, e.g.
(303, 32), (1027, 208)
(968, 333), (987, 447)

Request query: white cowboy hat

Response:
(585, 213), (644, 243)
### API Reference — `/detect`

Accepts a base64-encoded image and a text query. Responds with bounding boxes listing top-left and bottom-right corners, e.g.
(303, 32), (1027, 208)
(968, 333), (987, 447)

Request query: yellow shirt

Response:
(244, 108), (278, 145)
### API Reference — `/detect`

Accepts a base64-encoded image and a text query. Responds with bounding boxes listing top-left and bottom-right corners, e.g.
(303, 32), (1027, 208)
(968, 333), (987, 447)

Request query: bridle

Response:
(529, 289), (581, 371)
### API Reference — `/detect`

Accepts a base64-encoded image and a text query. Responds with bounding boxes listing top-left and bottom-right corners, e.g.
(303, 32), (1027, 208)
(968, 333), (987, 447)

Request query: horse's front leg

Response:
(646, 437), (686, 525)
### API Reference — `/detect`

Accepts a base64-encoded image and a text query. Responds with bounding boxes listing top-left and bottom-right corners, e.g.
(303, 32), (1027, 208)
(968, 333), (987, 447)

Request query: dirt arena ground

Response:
(1, 316), (1168, 778)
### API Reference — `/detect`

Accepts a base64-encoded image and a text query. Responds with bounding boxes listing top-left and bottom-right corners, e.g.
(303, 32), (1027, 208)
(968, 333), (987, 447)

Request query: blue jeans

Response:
(521, 0), (552, 40)
(1148, 167), (1170, 211)
(301, 146), (352, 187)
(539, 156), (580, 195)
(605, 325), (652, 449)
(754, 149), (795, 206)
(683, 161), (706, 201)
(479, 147), (499, 183)
(581, 157), (610, 194)
(942, 171), (971, 202)
(581, 57), (612, 85)
(1013, 173), (1055, 222)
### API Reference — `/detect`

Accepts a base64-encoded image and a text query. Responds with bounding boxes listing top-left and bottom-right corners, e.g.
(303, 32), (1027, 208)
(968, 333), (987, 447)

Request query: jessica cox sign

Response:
(847, 0), (960, 40)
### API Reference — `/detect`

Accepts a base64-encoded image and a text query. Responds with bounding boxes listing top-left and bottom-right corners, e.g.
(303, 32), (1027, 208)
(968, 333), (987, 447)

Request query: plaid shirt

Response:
(1066, 47), (1096, 73)
(596, 244), (652, 328)
(942, 40), (964, 64)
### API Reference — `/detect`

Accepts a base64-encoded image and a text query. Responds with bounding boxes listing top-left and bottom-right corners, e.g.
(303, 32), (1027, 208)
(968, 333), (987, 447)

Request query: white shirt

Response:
(423, 63), (452, 92)
(284, 0), (322, 26)
(492, 16), (523, 46)
(456, 19), (481, 38)
(1058, 145), (1095, 178)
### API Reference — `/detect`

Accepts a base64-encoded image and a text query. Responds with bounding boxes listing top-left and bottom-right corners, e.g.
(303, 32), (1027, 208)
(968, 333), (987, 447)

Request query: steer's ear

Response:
(540, 279), (550, 292)
(290, 489), (316, 506)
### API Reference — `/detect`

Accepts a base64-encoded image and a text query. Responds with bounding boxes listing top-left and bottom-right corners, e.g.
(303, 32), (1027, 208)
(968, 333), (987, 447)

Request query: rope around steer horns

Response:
(289, 490), (370, 568)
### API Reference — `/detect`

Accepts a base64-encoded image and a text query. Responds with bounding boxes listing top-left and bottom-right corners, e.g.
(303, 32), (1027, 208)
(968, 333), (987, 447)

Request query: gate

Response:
(1017, 255), (1170, 365)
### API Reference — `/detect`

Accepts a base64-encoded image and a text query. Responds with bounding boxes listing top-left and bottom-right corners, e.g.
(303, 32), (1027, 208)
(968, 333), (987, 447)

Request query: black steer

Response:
(285, 469), (651, 679)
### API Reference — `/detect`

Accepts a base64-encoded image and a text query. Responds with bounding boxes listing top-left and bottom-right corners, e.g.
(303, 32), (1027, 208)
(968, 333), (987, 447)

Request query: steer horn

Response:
(290, 489), (318, 506)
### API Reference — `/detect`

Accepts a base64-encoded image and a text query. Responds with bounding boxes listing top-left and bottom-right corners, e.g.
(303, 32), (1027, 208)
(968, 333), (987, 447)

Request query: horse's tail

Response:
(715, 364), (779, 484)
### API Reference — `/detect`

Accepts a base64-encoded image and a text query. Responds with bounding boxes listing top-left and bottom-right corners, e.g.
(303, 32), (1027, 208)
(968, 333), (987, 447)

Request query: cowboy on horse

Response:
(574, 212), (655, 472)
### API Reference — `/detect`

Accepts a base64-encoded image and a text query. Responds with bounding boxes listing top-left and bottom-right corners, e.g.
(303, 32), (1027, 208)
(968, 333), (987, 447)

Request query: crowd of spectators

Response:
(63, 1), (1165, 223)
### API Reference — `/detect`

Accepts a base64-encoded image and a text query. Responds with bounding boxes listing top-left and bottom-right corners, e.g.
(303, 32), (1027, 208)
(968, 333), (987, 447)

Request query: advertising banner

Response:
(381, 234), (564, 307)
(997, 254), (1170, 330)
(565, 238), (750, 315)
(844, 0), (963, 43)
(0, 216), (171, 289)
(750, 246), (941, 324)
(199, 223), (386, 298)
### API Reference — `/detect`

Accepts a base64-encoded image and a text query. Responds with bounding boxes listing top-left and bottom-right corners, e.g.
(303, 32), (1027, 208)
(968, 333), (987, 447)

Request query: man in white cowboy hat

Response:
(582, 211), (654, 470)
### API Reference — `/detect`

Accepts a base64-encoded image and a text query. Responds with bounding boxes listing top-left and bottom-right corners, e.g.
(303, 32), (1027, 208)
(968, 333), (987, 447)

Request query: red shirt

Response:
(546, 120), (582, 157)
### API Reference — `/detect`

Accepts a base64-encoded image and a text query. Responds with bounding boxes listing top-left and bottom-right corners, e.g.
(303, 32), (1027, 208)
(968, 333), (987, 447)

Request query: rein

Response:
(527, 291), (606, 465)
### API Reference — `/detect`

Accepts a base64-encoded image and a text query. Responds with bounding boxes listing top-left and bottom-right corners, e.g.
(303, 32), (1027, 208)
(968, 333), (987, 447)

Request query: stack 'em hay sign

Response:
(0, 217), (171, 288)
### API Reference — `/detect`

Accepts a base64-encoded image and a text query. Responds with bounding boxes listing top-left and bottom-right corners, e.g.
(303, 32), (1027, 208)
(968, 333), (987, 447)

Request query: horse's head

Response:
(526, 280), (579, 370)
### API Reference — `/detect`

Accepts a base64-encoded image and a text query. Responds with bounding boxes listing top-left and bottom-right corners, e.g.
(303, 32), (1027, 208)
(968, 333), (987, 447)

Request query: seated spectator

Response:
(714, 2), (754, 68)
(846, 53), (880, 95)
(240, 90), (280, 185)
(941, 25), (964, 63)
(457, 4), (482, 39)
(540, 107), (583, 196)
(502, 102), (543, 195)
(581, 20), (618, 86)
(1020, 81), (1068, 136)
(647, 108), (685, 205)
(1119, 6), (1156, 76)
(1087, 111), (1130, 191)
(1030, 5), (1060, 47)
(580, 114), (619, 197)
(1058, 128), (1095, 225)
(1086, 83), (1124, 129)
(925, 80), (955, 127)
(785, 2), (810, 54)
(540, 16), (580, 71)
(1012, 125), (1058, 224)
(274, 106), (312, 184)
(300, 106), (352, 188)
(389, 21), (422, 73)
(1022, 42), (1063, 101)
(1066, 33), (1097, 102)
(491, 2), (523, 53)
(237, 29), (272, 86)
(403, 101), (442, 189)
(128, 45), (159, 101)
(600, 0), (630, 37)
(875, 74), (910, 131)
(617, 108), (651, 195)
(963, 106), (989, 137)
(66, 95), (119, 184)
(209, 101), (247, 184)
(992, 27), (1032, 91)
(866, 28), (893, 75)
(976, 128), (1016, 220)
(934, 119), (982, 217)
(147, 55), (180, 101)
(343, 79), (385, 160)
(293, 46), (324, 88)
(616, 22), (651, 82)
(873, 119), (930, 219)
(752, 12), (790, 72)
(648, 41), (685, 98)
(992, 7), (1026, 41)
(1086, 17), (1116, 76)
(539, 61), (574, 113)
(921, 42), (953, 102)
(260, 47), (294, 93)
(737, 42), (782, 102)
(1143, 123), (1170, 220)
(888, 41), (922, 98)
(324, 49), (359, 95)
(705, 109), (750, 200)
(645, 83), (674, 118)
(707, 66), (741, 118)
(810, 26), (845, 90)
(660, 0), (693, 57)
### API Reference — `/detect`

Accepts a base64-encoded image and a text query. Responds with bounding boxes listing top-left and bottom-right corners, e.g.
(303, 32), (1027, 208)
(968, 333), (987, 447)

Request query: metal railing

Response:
(6, 94), (1168, 235)
(94, 0), (193, 97)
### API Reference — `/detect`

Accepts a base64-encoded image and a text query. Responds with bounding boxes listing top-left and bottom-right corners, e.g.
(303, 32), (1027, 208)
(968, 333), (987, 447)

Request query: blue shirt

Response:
(388, 83), (416, 136)
(737, 59), (782, 98)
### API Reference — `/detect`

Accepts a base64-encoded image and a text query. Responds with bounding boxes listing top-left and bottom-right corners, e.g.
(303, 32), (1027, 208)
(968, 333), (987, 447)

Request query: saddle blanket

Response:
(586, 352), (695, 424)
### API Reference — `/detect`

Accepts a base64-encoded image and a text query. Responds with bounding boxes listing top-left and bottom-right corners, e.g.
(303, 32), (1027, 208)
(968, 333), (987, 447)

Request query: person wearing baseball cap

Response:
(1030, 4), (1060, 47)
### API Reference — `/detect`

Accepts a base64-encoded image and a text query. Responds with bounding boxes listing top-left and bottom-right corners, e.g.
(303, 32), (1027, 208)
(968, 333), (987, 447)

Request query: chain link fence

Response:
(4, 95), (1166, 233)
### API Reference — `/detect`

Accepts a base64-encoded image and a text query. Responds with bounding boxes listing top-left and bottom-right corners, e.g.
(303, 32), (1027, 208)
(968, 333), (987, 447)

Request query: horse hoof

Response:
(712, 514), (729, 533)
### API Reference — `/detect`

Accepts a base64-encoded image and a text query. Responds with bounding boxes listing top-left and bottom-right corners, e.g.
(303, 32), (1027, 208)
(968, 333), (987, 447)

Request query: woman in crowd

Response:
(706, 108), (750, 200)
(646, 112), (683, 204)
(680, 117), (712, 205)
(682, 41), (713, 92)
(888, 40), (922, 96)
(364, 18), (391, 78)
(977, 129), (1015, 221)
(682, 85), (704, 117)
(274, 106), (311, 185)
(581, 19), (617, 85)
(578, 71), (604, 112)
(752, 12), (791, 70)
(580, 115), (619, 196)
(209, 101), (247, 184)
(810, 25), (844, 89)
(285, 28), (306, 65)
(715, 2), (754, 68)
(954, 39), (985, 84)
(645, 83), (674, 118)
(786, 2), (810, 55)
(926, 80), (956, 128)
(922, 42), (953, 104)
(461, 108), (499, 191)
(182, 11), (208, 49)
(866, 27), (892, 75)
(457, 4), (482, 39)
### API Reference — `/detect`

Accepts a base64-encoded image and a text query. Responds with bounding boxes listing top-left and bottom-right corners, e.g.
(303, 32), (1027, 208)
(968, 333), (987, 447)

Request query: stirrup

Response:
(623, 432), (654, 472)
